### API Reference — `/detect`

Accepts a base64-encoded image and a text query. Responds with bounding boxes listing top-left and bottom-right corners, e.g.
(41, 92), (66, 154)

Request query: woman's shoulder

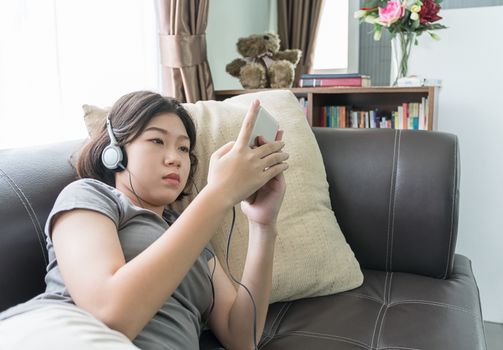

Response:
(52, 178), (126, 219)
(45, 179), (126, 236)
(64, 177), (115, 192)
(59, 178), (122, 203)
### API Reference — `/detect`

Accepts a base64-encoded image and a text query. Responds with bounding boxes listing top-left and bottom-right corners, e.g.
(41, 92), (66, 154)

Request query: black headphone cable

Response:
(118, 163), (146, 209)
(226, 206), (258, 350)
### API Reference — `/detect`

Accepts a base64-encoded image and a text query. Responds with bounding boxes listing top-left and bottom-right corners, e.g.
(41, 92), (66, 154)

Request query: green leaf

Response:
(378, 0), (389, 8)
(362, 0), (378, 7)
(430, 23), (448, 30)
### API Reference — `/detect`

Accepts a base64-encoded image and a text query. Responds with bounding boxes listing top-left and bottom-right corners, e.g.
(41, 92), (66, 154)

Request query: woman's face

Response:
(116, 112), (192, 215)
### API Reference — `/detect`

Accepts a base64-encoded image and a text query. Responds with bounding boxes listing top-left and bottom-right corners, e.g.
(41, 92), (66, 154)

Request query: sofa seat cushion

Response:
(259, 254), (485, 350)
(200, 254), (485, 350)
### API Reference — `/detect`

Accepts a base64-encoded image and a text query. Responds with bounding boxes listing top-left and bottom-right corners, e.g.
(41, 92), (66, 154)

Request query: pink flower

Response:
(378, 0), (404, 26)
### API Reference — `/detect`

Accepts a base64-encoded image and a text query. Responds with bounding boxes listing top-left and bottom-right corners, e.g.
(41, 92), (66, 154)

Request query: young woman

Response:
(0, 91), (289, 349)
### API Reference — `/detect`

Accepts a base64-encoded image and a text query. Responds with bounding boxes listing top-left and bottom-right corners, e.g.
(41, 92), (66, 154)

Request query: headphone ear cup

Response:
(119, 147), (127, 171)
(102, 144), (124, 171)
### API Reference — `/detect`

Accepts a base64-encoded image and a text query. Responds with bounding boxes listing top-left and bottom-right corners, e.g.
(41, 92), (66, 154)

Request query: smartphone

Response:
(248, 106), (279, 148)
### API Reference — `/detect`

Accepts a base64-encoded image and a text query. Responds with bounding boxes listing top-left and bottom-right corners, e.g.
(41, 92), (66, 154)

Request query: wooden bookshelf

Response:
(215, 86), (438, 131)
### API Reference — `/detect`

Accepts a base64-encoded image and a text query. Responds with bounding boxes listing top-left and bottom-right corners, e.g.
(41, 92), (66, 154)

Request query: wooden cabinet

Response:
(215, 87), (438, 131)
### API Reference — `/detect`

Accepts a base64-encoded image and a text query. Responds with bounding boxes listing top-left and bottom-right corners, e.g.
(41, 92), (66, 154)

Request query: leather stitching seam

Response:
(370, 272), (388, 348)
(386, 130), (399, 271)
(285, 330), (370, 349)
(444, 136), (457, 279)
(0, 169), (47, 264)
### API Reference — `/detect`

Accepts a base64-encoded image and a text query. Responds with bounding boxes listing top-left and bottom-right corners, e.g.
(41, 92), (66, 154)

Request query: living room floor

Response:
(485, 322), (503, 349)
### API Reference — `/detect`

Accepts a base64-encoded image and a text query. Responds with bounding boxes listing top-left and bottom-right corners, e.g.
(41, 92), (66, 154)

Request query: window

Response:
(311, 0), (359, 73)
(0, 0), (160, 150)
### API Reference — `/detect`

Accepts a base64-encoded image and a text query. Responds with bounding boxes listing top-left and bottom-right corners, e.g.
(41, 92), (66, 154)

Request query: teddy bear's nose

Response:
(263, 35), (269, 40)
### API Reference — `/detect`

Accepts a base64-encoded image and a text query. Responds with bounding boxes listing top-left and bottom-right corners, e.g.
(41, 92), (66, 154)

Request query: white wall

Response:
(207, 1), (360, 88)
(410, 6), (503, 323)
(206, 0), (271, 90)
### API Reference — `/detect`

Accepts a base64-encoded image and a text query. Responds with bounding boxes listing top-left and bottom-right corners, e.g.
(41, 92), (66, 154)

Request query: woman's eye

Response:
(151, 138), (164, 145)
(179, 146), (190, 153)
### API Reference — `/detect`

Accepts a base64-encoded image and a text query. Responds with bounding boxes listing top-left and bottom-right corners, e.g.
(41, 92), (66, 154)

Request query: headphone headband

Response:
(101, 116), (125, 171)
(106, 117), (118, 146)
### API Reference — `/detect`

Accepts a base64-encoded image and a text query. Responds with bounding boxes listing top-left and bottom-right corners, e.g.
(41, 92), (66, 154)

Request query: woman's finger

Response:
(275, 129), (284, 141)
(254, 140), (285, 159)
(262, 152), (289, 169)
(212, 141), (235, 158)
(235, 100), (260, 149)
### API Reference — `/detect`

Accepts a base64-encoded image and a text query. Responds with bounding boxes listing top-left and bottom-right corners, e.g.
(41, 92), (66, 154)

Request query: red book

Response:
(300, 77), (371, 88)
(402, 103), (409, 130)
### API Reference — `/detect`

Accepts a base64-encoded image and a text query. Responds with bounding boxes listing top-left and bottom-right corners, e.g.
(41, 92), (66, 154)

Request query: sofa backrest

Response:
(0, 140), (83, 312)
(0, 129), (460, 312)
(313, 128), (459, 279)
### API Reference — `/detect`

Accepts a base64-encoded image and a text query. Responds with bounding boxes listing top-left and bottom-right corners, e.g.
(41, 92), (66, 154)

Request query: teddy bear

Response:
(226, 32), (302, 89)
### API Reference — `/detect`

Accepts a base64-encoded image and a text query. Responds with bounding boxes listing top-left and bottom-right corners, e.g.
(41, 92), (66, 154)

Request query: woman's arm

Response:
(52, 185), (232, 340)
(208, 130), (287, 349)
(207, 222), (277, 350)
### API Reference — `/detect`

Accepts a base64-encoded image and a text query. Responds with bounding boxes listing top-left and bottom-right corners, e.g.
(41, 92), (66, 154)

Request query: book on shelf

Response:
(300, 73), (367, 79)
(299, 73), (371, 88)
(298, 96), (308, 118)
(316, 98), (429, 130)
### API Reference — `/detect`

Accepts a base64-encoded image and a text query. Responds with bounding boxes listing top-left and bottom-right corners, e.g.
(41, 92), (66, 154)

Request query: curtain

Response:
(277, 0), (323, 86)
(157, 0), (214, 102)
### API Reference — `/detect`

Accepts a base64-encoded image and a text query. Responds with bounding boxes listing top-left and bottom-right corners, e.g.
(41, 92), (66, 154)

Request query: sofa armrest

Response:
(0, 139), (83, 312)
(313, 128), (460, 279)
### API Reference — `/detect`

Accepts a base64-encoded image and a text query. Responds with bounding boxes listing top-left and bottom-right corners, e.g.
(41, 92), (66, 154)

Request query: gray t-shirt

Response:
(0, 178), (215, 350)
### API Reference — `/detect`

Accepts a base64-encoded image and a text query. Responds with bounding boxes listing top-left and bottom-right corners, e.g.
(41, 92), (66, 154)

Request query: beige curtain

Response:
(157, 0), (214, 102)
(277, 0), (323, 87)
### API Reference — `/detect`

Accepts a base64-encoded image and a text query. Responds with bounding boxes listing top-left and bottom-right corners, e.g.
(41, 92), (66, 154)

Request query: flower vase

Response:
(390, 32), (416, 86)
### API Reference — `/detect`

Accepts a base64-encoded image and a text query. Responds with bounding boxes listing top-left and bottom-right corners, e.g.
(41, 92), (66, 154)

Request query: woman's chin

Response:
(155, 192), (183, 206)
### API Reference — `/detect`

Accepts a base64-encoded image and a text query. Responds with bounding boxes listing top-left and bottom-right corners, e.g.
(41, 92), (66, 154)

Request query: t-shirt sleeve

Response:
(203, 242), (216, 262)
(44, 179), (121, 240)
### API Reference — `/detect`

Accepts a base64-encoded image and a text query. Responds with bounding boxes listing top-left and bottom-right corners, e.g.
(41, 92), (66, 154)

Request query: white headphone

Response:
(101, 117), (125, 171)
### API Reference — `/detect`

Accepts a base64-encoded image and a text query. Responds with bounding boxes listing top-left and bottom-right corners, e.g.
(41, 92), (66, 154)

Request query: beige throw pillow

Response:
(82, 104), (110, 137)
(82, 90), (363, 302)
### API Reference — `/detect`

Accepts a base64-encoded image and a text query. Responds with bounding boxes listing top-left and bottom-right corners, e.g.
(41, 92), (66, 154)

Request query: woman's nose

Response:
(164, 150), (182, 167)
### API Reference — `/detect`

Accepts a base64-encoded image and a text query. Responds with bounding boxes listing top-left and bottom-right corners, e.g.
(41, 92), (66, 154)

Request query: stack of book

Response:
(299, 73), (371, 88)
(318, 98), (429, 130)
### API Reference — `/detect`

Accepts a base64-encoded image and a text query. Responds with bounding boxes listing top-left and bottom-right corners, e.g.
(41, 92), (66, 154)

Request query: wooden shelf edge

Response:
(215, 86), (435, 96)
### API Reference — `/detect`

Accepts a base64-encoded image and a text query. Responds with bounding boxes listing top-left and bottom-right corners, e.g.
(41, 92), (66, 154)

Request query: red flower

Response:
(419, 0), (442, 24)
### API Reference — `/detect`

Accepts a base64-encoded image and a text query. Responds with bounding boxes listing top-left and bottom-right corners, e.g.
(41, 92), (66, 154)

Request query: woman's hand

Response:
(206, 100), (289, 207)
(240, 130), (287, 228)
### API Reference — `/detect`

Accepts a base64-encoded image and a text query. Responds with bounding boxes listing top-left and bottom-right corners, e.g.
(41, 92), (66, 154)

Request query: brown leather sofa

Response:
(0, 128), (486, 349)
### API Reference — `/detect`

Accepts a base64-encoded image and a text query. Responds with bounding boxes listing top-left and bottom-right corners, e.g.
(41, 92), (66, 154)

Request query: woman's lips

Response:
(162, 173), (180, 185)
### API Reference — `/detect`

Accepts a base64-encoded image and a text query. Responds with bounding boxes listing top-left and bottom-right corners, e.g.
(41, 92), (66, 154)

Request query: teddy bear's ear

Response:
(274, 49), (302, 65)
(264, 32), (279, 40)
